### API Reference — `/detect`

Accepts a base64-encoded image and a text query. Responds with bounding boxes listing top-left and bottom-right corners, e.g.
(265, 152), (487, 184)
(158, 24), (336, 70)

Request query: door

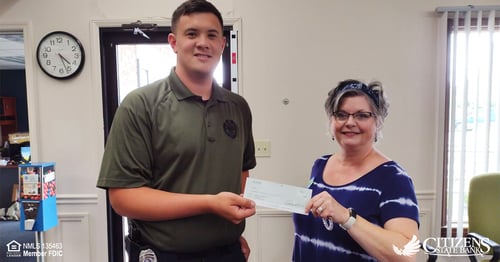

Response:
(100, 25), (234, 262)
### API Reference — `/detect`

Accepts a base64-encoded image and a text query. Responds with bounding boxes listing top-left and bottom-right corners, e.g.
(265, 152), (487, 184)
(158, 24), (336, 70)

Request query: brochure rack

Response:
(18, 162), (57, 231)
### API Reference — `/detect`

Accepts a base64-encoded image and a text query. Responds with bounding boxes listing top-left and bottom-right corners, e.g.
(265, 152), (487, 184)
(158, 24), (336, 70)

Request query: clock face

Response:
(36, 31), (85, 79)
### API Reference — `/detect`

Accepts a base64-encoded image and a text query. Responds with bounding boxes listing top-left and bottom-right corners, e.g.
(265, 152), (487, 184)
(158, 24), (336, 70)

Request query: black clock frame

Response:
(36, 31), (85, 80)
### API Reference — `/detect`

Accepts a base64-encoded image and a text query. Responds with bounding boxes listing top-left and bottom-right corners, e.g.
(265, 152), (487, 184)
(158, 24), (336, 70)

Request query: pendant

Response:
(322, 217), (334, 231)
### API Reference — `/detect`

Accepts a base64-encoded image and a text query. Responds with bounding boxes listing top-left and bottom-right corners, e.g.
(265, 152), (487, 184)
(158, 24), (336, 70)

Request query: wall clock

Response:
(36, 31), (85, 79)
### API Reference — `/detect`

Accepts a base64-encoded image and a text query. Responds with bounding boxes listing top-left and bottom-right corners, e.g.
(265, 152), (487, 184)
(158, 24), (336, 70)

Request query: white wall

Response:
(1, 0), (499, 261)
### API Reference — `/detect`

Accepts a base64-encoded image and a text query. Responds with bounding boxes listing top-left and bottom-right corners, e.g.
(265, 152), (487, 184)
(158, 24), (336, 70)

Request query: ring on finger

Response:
(317, 206), (324, 213)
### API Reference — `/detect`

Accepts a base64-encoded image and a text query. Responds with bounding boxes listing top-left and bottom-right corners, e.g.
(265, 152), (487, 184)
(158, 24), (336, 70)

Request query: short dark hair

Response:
(171, 0), (224, 33)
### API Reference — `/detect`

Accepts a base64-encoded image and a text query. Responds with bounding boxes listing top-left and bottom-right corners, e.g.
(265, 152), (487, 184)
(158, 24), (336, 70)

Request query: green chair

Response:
(467, 172), (500, 262)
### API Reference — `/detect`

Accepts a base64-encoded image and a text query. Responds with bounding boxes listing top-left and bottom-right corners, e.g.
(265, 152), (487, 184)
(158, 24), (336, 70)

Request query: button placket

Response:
(205, 104), (216, 142)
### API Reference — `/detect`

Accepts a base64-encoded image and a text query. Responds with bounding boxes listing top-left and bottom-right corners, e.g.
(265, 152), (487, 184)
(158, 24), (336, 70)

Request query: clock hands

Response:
(58, 53), (71, 73)
(58, 53), (71, 64)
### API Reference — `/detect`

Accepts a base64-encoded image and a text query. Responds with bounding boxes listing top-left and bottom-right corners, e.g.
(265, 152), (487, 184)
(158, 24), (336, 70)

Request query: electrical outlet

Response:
(255, 140), (271, 157)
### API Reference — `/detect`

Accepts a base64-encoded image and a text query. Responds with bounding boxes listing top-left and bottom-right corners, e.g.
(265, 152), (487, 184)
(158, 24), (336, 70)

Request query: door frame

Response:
(91, 18), (242, 262)
(0, 23), (40, 162)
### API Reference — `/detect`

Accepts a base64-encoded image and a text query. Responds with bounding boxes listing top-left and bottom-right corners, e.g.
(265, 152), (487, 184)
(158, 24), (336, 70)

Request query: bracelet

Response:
(339, 208), (357, 231)
(322, 217), (334, 231)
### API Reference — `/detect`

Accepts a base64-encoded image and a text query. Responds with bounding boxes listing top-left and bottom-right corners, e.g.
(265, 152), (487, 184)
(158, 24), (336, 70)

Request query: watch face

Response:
(36, 31), (85, 79)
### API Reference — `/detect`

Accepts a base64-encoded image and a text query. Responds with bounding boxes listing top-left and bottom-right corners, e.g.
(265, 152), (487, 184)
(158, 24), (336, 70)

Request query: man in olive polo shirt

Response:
(96, 0), (256, 261)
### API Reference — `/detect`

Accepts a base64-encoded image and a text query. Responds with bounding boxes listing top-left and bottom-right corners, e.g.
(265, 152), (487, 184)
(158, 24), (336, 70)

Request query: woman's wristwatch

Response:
(339, 207), (357, 231)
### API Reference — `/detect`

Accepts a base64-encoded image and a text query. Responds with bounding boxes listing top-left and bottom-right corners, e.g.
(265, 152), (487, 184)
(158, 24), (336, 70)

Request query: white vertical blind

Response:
(437, 6), (500, 237)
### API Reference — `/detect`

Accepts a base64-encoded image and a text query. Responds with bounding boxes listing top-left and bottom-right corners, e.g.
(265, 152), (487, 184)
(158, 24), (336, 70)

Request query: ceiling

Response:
(0, 32), (25, 70)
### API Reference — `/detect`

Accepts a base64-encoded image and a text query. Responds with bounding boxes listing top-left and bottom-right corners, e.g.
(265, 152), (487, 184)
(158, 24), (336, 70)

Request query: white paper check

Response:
(244, 177), (312, 215)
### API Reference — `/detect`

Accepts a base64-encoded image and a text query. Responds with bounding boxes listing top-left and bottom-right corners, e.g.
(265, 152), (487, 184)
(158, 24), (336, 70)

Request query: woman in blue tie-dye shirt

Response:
(292, 80), (420, 262)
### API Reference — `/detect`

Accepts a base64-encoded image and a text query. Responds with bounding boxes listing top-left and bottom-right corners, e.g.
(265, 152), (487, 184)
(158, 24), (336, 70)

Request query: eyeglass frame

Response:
(332, 111), (375, 121)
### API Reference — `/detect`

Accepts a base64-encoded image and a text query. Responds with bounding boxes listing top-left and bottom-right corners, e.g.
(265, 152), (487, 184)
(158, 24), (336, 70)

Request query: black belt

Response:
(125, 235), (245, 262)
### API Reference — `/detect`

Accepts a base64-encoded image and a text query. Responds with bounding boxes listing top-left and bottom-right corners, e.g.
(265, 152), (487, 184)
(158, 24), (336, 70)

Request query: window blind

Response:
(436, 5), (500, 238)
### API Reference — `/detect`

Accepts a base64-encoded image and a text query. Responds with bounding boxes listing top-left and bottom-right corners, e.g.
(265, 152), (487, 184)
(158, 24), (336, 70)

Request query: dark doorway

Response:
(99, 25), (234, 262)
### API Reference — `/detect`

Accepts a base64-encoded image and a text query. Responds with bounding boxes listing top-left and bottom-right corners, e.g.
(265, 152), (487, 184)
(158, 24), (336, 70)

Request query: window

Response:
(440, 8), (500, 237)
(116, 44), (224, 102)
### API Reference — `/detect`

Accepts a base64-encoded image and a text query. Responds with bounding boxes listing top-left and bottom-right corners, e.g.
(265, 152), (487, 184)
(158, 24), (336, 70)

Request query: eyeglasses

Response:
(333, 111), (374, 121)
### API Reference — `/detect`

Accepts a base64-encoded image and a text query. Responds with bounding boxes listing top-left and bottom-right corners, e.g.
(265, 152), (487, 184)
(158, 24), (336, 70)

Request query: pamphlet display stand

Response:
(18, 162), (57, 231)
